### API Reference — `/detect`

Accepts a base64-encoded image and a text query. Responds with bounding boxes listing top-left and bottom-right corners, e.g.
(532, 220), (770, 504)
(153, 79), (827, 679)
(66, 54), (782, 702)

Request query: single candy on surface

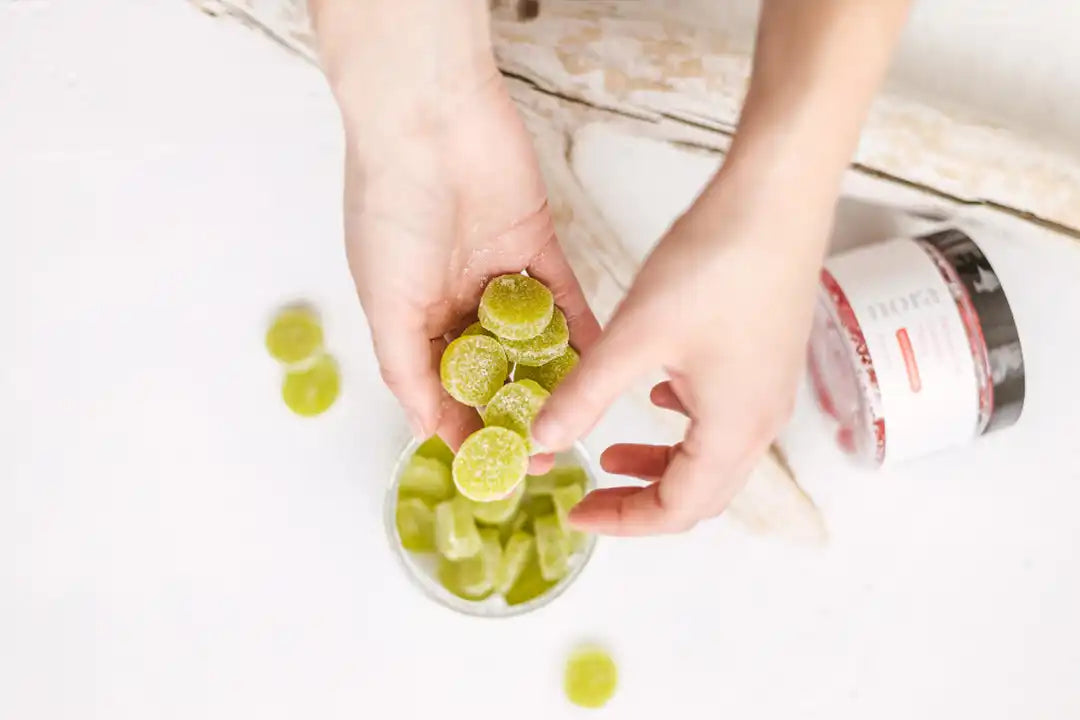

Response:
(281, 354), (340, 417)
(397, 455), (454, 505)
(438, 528), (501, 599)
(265, 305), (323, 365)
(482, 380), (549, 452)
(494, 531), (534, 594)
(526, 465), (587, 497)
(452, 427), (529, 502)
(499, 309), (569, 367)
(564, 646), (618, 709)
(395, 497), (436, 552)
(478, 274), (554, 341)
(413, 435), (455, 467)
(440, 335), (508, 407)
(434, 496), (482, 560)
(513, 345), (579, 391)
(504, 553), (557, 606)
(469, 481), (525, 525)
(533, 514), (570, 582)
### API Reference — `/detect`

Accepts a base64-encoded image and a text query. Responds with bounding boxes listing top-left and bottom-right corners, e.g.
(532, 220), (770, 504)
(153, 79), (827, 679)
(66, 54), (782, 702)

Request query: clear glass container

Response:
(384, 439), (598, 618)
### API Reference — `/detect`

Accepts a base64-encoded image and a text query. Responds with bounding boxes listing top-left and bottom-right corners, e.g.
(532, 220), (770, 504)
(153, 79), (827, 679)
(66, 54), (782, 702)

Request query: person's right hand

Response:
(312, 1), (600, 455)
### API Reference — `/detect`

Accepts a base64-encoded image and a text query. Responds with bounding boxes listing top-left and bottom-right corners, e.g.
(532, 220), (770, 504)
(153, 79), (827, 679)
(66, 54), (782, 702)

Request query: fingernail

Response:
(407, 412), (427, 441)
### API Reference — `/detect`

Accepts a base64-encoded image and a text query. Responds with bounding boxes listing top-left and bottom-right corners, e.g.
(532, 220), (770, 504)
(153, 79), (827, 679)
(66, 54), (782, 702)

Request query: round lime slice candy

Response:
(395, 497), (436, 552)
(564, 646), (618, 709)
(514, 345), (578, 391)
(265, 306), (323, 365)
(469, 481), (525, 525)
(281, 354), (340, 417)
(434, 497), (482, 561)
(452, 427), (529, 502)
(499, 309), (569, 367)
(414, 435), (455, 467)
(397, 455), (454, 505)
(533, 513), (570, 582)
(494, 530), (534, 595)
(482, 380), (549, 452)
(440, 335), (508, 407)
(460, 321), (495, 339)
(479, 274), (554, 341)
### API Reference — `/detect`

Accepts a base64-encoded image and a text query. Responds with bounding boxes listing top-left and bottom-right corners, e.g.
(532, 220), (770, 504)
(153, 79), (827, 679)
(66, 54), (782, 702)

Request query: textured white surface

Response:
(6, 2), (1080, 719)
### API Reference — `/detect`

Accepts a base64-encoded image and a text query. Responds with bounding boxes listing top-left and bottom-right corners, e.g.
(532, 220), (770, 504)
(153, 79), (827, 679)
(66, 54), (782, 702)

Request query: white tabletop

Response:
(6, 2), (1080, 718)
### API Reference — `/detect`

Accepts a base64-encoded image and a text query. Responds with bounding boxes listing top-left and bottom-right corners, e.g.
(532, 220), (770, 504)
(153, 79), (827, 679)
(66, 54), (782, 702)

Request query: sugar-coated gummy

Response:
(525, 465), (587, 497)
(434, 496), (483, 561)
(395, 497), (436, 552)
(265, 306), (323, 365)
(494, 531), (534, 594)
(564, 646), (618, 709)
(469, 481), (525, 525)
(478, 274), (554, 341)
(439, 335), (509, 407)
(513, 345), (579, 391)
(413, 435), (455, 467)
(533, 514), (570, 582)
(451, 427), (529, 502)
(504, 552), (557, 606)
(482, 380), (549, 452)
(498, 308), (569, 367)
(397, 455), (454, 505)
(460, 321), (495, 339)
(281, 354), (340, 417)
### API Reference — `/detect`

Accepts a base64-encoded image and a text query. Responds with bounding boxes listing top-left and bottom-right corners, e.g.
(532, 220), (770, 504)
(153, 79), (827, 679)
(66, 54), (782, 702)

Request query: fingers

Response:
(532, 319), (660, 452)
(434, 392), (483, 451)
(599, 443), (678, 482)
(370, 319), (446, 440)
(528, 452), (556, 476)
(649, 381), (687, 415)
(526, 235), (602, 353)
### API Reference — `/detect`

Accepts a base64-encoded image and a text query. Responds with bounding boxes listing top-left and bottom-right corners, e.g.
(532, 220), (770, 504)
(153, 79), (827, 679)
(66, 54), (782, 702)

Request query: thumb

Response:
(370, 318), (444, 440)
(532, 315), (660, 451)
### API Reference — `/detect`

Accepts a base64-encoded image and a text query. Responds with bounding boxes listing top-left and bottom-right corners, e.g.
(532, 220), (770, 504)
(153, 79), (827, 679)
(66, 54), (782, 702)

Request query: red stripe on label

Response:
(896, 328), (921, 393)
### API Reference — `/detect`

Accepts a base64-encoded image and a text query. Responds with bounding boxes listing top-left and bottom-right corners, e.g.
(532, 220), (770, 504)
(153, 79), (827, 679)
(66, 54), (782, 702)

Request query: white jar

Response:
(807, 227), (1025, 466)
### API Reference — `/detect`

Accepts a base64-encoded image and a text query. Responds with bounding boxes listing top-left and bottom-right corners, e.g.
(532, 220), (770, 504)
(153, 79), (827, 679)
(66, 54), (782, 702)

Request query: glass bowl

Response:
(384, 439), (598, 618)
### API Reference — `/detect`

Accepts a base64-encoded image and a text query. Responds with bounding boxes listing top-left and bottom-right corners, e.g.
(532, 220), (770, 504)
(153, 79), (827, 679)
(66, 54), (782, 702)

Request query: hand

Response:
(532, 175), (831, 534)
(338, 67), (600, 461)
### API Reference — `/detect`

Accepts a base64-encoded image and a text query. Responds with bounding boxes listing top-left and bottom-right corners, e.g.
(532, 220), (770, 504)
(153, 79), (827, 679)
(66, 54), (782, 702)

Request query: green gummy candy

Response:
(499, 508), (530, 544)
(499, 309), (569, 367)
(395, 497), (436, 552)
(495, 531), (534, 594)
(434, 496), (482, 561)
(519, 493), (555, 528)
(533, 514), (570, 582)
(413, 435), (455, 467)
(526, 466), (587, 497)
(452, 427), (529, 502)
(398, 455), (454, 505)
(281, 354), (340, 417)
(564, 646), (618, 709)
(513, 345), (578, 391)
(478, 274), (554, 341)
(439, 528), (501, 599)
(265, 305), (323, 365)
(469, 481), (525, 525)
(552, 483), (587, 552)
(440, 335), (508, 407)
(504, 552), (557, 606)
(482, 380), (549, 452)
(460, 321), (495, 339)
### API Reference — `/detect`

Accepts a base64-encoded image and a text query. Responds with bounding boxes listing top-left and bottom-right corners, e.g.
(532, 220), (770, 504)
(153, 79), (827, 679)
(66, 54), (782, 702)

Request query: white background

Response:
(5, 1), (1080, 718)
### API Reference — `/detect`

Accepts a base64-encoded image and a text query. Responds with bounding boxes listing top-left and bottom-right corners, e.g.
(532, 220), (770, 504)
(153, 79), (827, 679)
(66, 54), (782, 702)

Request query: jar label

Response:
(824, 238), (980, 464)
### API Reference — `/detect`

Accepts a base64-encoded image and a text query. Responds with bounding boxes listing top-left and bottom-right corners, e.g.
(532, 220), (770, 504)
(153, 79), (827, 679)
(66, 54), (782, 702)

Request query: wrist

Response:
(311, 0), (498, 131)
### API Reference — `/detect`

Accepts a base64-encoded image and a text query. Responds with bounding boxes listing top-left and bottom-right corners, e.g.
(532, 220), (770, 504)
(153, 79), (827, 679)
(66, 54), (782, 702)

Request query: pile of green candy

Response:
(439, 273), (580, 502)
(394, 435), (590, 605)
